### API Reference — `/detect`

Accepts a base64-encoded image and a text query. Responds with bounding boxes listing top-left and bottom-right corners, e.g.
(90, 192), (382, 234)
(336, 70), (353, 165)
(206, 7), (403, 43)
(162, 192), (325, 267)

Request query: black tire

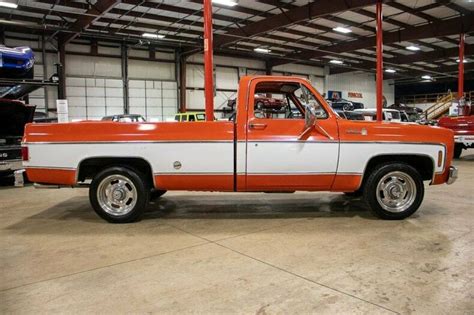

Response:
(453, 144), (463, 159)
(89, 166), (149, 223)
(344, 190), (363, 198)
(363, 162), (424, 220)
(150, 189), (167, 200)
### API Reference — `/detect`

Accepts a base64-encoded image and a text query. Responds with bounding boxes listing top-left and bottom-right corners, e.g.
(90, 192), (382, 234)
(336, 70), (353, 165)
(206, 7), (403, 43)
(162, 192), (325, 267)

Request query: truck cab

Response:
(22, 76), (457, 223)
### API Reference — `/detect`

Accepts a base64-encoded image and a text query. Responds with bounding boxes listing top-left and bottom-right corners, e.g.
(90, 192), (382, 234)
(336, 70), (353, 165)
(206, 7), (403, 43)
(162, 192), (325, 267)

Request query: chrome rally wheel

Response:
(90, 166), (149, 223)
(97, 175), (138, 216)
(376, 171), (417, 213)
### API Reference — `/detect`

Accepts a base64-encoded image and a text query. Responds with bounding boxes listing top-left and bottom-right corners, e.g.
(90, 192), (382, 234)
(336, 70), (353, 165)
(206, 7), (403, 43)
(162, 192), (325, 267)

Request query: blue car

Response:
(0, 46), (35, 78)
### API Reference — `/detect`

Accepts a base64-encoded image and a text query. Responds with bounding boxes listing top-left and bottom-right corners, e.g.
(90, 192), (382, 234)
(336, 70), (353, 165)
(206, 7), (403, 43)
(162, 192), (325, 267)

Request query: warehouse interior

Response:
(0, 0), (473, 313)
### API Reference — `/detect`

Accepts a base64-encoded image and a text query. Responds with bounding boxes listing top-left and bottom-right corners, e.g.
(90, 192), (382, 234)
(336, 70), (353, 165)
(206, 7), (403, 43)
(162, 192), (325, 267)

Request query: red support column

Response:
(203, 0), (214, 121)
(376, 0), (383, 122)
(458, 33), (465, 100)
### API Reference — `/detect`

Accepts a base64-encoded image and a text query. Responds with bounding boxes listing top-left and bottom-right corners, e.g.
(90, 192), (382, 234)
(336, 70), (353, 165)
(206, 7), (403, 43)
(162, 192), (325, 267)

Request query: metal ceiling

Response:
(0, 0), (473, 82)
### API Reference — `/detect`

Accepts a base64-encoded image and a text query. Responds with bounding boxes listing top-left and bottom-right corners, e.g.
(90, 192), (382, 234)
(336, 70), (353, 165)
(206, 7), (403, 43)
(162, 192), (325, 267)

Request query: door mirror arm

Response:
(299, 103), (333, 140)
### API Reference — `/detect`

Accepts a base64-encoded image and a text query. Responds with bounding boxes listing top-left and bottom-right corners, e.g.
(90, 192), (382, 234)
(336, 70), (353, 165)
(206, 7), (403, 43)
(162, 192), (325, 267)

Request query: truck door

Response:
(245, 78), (339, 191)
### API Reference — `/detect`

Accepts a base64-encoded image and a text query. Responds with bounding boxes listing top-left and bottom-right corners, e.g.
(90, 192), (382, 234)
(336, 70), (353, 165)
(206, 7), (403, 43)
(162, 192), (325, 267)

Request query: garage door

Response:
(66, 77), (124, 121)
(129, 80), (178, 122)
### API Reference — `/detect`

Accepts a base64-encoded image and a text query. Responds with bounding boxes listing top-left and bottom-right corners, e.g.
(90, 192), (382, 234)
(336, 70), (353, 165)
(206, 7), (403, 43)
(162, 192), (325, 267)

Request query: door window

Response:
(251, 81), (327, 120)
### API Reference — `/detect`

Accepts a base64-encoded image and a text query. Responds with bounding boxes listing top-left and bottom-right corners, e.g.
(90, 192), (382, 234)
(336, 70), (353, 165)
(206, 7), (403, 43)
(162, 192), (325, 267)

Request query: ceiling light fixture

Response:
(333, 26), (352, 34)
(329, 59), (344, 64)
(212, 0), (238, 6)
(142, 33), (165, 39)
(0, 1), (18, 8)
(421, 75), (432, 80)
(254, 47), (271, 53)
(406, 45), (421, 51)
(385, 69), (396, 73)
(456, 58), (468, 63)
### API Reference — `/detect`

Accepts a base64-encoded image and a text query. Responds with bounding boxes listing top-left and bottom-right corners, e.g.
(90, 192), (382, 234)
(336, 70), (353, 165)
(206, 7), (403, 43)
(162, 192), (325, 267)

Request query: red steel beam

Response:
(458, 33), (465, 100)
(203, 0), (214, 121)
(376, 1), (383, 122)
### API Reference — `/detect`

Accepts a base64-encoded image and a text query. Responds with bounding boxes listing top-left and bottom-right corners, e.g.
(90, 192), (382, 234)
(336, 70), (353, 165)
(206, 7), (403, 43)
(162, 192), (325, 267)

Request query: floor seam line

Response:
(0, 241), (209, 293)
(163, 221), (399, 314)
(214, 242), (400, 315)
(163, 218), (307, 244)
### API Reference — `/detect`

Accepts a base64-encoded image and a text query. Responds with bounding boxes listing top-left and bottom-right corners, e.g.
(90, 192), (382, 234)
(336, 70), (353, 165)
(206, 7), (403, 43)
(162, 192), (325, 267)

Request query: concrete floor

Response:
(1, 154), (473, 314)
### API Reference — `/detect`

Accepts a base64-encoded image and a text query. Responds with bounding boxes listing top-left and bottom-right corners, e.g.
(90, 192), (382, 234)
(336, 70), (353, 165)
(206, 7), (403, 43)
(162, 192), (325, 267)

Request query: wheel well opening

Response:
(78, 157), (154, 187)
(363, 155), (434, 184)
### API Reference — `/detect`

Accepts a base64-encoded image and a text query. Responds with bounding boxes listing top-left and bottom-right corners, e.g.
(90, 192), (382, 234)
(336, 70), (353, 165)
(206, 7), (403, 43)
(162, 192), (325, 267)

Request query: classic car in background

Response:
(227, 95), (286, 110)
(334, 110), (365, 120)
(102, 114), (146, 122)
(174, 112), (206, 122)
(438, 105), (473, 158)
(326, 98), (364, 111)
(0, 45), (35, 78)
(0, 98), (35, 178)
(354, 108), (402, 122)
(387, 103), (424, 122)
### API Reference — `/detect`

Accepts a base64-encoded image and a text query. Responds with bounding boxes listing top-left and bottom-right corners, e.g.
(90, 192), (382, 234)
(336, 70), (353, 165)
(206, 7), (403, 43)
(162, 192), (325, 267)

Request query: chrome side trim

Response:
(23, 140), (234, 145)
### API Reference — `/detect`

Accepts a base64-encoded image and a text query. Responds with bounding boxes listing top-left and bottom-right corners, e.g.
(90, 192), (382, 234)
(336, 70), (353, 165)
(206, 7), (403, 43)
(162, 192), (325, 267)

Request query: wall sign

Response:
(348, 92), (363, 98)
(328, 90), (342, 99)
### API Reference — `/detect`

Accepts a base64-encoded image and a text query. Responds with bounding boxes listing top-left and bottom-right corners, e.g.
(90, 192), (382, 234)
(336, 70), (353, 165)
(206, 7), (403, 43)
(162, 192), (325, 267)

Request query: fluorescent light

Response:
(212, 0), (238, 6)
(406, 45), (420, 51)
(385, 69), (396, 73)
(142, 33), (165, 39)
(421, 75), (432, 80)
(0, 1), (18, 8)
(254, 47), (271, 53)
(333, 26), (352, 34)
(456, 58), (468, 63)
(329, 59), (344, 64)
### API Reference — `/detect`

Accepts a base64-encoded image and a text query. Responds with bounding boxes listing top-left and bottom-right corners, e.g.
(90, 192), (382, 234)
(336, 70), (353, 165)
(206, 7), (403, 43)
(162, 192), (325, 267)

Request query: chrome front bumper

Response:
(447, 166), (458, 185)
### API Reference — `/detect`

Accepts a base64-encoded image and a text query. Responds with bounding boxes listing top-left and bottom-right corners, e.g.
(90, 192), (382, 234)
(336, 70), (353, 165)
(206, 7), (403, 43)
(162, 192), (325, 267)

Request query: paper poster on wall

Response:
(328, 90), (342, 99)
(56, 99), (69, 123)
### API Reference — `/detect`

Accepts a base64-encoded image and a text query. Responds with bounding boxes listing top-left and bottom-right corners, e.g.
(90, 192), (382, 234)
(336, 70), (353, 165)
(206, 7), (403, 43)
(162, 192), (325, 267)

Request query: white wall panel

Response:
(66, 55), (122, 78)
(128, 60), (174, 80)
(216, 67), (238, 89)
(129, 79), (178, 122)
(67, 76), (124, 120)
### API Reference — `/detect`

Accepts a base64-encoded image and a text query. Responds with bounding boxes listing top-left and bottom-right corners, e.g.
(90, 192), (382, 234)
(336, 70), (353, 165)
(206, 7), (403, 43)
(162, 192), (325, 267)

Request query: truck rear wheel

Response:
(89, 166), (149, 223)
(363, 163), (424, 220)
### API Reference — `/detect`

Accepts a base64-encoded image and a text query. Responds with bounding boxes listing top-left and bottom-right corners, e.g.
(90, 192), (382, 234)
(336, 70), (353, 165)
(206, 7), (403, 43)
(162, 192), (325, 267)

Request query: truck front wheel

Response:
(89, 166), (149, 223)
(363, 163), (424, 220)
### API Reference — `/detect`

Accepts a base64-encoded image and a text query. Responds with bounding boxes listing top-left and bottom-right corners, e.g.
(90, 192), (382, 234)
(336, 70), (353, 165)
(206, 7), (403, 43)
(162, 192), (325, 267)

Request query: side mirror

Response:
(304, 103), (317, 129)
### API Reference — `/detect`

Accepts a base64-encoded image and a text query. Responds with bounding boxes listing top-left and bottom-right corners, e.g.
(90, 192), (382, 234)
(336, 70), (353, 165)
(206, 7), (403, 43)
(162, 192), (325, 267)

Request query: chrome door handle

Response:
(249, 123), (267, 130)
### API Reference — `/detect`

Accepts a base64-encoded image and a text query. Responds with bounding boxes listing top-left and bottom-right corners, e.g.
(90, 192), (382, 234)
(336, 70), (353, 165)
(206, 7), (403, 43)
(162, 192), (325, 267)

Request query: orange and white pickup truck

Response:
(22, 76), (458, 223)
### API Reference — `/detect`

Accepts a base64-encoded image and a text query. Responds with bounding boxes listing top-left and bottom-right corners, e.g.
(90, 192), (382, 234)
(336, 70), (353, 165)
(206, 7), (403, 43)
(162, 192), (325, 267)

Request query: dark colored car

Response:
(34, 111), (57, 123)
(102, 114), (146, 122)
(326, 98), (364, 111)
(0, 99), (35, 177)
(335, 110), (365, 120)
(0, 45), (35, 78)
